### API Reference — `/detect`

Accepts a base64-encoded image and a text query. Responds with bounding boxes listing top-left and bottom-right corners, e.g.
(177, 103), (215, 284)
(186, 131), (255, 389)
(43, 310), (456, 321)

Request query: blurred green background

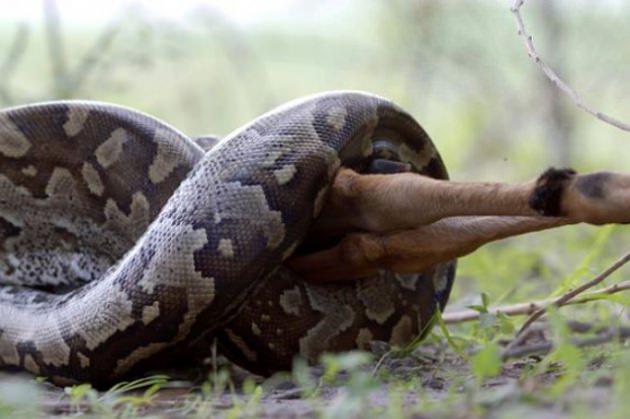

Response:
(0, 0), (628, 309)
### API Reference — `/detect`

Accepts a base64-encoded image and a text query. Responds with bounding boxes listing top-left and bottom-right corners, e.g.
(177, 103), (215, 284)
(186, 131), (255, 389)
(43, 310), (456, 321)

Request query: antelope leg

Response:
(314, 168), (630, 235)
(290, 216), (574, 282)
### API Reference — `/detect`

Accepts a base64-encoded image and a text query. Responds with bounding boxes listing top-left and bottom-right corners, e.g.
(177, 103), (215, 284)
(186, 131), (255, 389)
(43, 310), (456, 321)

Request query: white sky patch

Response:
(0, 0), (622, 30)
(0, 0), (348, 26)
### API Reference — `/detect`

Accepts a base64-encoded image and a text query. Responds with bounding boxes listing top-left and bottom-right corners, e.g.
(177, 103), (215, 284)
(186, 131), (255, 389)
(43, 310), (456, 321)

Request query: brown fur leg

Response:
(290, 216), (574, 282)
(314, 168), (630, 235)
(559, 171), (630, 224)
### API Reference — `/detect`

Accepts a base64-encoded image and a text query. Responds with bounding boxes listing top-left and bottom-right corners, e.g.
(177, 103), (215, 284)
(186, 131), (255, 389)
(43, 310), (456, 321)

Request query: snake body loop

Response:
(0, 92), (455, 385)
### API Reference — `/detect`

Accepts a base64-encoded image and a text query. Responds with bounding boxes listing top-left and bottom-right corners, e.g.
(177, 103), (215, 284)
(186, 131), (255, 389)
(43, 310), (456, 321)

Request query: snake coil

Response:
(0, 92), (455, 386)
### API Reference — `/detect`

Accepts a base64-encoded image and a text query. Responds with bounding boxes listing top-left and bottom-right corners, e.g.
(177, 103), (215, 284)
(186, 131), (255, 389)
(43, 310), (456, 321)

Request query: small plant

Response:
(0, 376), (42, 418)
(62, 374), (169, 415)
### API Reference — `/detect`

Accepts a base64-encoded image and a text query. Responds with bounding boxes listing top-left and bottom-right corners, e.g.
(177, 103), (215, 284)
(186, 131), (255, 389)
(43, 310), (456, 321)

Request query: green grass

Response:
(0, 0), (629, 417)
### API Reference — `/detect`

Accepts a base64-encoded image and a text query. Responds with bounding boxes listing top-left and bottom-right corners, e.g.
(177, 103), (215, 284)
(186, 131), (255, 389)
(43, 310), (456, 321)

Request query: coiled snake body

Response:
(0, 92), (455, 386)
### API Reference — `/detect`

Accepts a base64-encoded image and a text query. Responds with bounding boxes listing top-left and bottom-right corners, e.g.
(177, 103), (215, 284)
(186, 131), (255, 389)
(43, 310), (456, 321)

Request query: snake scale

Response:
(0, 91), (456, 386)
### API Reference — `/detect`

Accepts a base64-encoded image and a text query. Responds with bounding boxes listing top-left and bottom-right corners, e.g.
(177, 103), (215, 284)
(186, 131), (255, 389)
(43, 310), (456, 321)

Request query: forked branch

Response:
(42, 0), (122, 99)
(0, 23), (30, 105)
(443, 279), (630, 324)
(497, 251), (630, 354)
(501, 326), (630, 360)
(510, 0), (630, 132)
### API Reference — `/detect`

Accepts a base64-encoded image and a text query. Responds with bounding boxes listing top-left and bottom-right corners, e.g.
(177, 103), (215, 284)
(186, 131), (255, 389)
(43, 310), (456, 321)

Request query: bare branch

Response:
(510, 0), (630, 132)
(0, 23), (30, 105)
(69, 21), (122, 96)
(516, 252), (630, 335)
(501, 326), (630, 360)
(41, 0), (123, 99)
(0, 24), (29, 79)
(503, 251), (630, 353)
(443, 279), (630, 324)
(43, 0), (70, 98)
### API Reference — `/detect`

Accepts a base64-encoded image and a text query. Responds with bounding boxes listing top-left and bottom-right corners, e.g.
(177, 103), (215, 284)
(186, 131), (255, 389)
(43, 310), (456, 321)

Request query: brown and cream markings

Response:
(1, 92), (629, 386)
(0, 93), (454, 385)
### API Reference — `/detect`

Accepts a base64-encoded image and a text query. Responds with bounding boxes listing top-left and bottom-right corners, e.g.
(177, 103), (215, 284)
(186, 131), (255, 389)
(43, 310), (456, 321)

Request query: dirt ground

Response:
(1, 333), (626, 418)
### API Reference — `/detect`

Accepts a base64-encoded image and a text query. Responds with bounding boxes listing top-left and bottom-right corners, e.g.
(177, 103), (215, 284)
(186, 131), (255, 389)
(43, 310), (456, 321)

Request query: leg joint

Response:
(529, 167), (576, 216)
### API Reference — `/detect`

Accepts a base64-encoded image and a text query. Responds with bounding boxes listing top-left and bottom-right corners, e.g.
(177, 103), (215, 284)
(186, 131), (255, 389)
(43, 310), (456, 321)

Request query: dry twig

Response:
(516, 252), (630, 336)
(501, 326), (630, 360)
(443, 279), (630, 324)
(70, 21), (122, 95)
(0, 23), (30, 105)
(510, 0), (630, 132)
(503, 251), (630, 353)
(43, 0), (122, 99)
(43, 0), (69, 97)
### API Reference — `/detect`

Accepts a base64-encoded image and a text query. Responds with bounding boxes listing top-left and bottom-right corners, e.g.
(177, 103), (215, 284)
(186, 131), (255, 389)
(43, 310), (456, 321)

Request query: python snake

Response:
(0, 91), (455, 386)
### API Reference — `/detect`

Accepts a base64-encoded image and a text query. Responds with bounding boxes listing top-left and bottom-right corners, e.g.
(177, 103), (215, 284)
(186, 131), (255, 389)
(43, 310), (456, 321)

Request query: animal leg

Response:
(314, 167), (630, 235)
(290, 216), (574, 282)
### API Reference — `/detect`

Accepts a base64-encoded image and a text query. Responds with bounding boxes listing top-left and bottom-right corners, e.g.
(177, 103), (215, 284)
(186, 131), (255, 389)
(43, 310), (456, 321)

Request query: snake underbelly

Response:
(0, 92), (455, 386)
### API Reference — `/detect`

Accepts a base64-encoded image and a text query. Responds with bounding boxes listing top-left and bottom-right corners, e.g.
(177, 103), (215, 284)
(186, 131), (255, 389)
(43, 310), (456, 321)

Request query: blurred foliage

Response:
(1, 2), (627, 303)
(1, 0), (628, 172)
(0, 0), (628, 416)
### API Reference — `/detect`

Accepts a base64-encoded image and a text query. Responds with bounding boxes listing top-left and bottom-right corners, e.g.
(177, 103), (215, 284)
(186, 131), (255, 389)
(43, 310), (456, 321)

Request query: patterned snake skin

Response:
(0, 91), (456, 386)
